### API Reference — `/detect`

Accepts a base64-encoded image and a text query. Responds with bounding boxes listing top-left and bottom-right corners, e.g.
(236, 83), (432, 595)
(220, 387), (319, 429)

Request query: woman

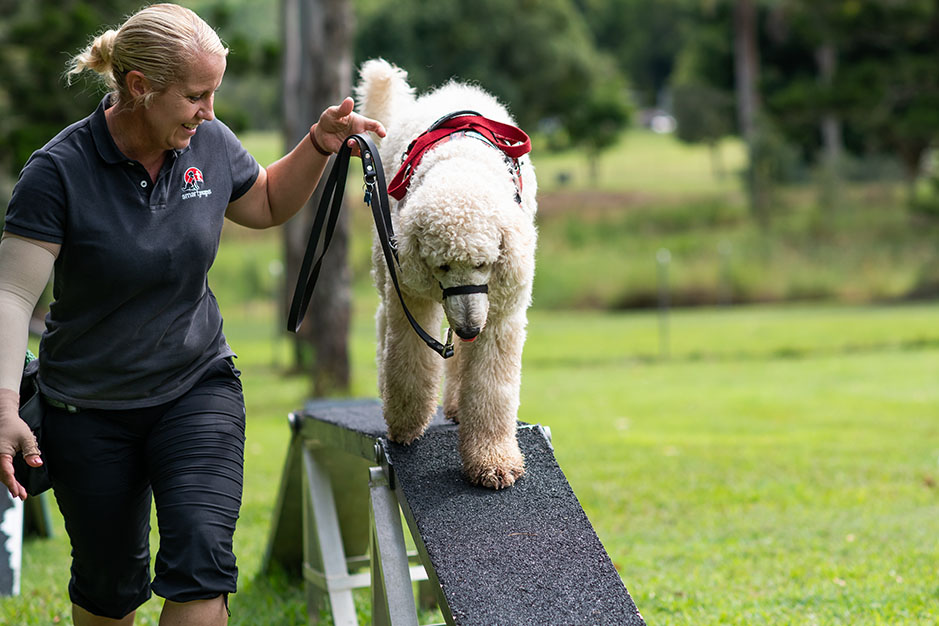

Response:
(0, 4), (383, 624)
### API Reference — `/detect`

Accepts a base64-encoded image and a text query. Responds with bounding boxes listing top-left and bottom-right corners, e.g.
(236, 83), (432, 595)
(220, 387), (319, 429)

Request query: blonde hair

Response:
(68, 3), (228, 109)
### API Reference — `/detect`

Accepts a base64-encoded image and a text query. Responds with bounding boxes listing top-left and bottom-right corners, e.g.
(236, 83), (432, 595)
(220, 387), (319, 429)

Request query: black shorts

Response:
(42, 358), (246, 619)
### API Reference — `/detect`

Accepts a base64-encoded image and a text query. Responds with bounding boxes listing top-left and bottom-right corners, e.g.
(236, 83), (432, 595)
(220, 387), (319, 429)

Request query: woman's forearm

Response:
(0, 234), (58, 393)
(263, 128), (331, 225)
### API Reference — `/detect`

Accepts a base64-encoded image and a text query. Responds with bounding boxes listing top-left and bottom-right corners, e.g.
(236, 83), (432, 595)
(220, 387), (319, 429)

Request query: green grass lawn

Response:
(531, 129), (747, 195)
(4, 292), (938, 625)
(526, 310), (939, 625)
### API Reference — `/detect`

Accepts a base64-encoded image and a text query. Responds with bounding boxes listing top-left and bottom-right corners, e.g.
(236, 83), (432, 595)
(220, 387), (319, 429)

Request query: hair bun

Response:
(90, 29), (118, 71)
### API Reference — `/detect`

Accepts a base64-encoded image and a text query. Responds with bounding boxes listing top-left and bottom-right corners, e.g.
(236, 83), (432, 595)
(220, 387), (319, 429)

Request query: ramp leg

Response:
(369, 467), (419, 626)
(302, 446), (358, 625)
(263, 432), (304, 576)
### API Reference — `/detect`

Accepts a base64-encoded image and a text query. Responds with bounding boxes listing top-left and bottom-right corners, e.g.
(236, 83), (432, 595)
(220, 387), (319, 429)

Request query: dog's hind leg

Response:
(379, 292), (444, 444)
(455, 312), (528, 489)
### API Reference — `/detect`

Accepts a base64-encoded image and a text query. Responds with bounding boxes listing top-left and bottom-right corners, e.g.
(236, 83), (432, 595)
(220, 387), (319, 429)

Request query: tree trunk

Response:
(816, 41), (843, 209)
(708, 140), (725, 180)
(899, 143), (928, 206)
(587, 151), (600, 186)
(733, 0), (769, 223)
(281, 0), (353, 395)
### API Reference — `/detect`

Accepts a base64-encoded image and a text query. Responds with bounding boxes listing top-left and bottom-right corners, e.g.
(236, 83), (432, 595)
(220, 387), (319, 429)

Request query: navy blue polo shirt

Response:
(3, 95), (260, 409)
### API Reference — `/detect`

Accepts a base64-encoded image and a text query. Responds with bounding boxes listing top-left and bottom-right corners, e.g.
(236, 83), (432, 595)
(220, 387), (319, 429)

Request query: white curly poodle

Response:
(355, 59), (538, 489)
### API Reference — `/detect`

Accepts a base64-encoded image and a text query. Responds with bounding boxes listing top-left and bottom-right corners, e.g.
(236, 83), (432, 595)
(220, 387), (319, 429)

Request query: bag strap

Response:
(287, 133), (455, 359)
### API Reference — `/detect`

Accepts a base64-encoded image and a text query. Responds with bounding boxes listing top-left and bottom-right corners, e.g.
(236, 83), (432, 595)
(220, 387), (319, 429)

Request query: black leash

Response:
(287, 133), (455, 359)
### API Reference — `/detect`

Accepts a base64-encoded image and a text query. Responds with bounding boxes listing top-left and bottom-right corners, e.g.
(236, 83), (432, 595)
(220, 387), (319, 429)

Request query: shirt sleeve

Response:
(3, 151), (67, 244)
(218, 120), (261, 203)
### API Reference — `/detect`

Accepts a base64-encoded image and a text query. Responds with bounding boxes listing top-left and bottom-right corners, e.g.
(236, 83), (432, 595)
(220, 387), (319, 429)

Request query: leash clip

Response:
(362, 149), (376, 177)
(362, 149), (381, 207)
(443, 327), (455, 358)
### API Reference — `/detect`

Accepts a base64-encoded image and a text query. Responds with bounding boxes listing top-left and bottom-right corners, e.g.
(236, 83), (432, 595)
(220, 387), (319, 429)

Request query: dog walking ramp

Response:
(264, 399), (645, 626)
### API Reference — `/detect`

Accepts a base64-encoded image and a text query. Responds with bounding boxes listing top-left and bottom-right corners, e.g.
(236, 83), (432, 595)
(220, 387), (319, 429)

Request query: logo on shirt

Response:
(183, 167), (204, 191)
(181, 167), (212, 200)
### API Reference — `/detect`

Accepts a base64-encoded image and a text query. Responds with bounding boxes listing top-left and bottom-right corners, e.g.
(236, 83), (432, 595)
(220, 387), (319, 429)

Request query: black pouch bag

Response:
(13, 355), (52, 496)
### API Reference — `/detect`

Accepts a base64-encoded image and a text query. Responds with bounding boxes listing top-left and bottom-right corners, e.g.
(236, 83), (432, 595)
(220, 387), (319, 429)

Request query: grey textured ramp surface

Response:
(387, 426), (645, 626)
(301, 398), (449, 439)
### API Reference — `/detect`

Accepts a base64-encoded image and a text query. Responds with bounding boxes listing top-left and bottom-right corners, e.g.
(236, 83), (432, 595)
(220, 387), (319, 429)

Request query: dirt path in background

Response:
(535, 190), (657, 218)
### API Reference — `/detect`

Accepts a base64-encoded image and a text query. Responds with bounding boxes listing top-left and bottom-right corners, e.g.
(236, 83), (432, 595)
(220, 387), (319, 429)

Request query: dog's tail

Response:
(354, 58), (414, 131)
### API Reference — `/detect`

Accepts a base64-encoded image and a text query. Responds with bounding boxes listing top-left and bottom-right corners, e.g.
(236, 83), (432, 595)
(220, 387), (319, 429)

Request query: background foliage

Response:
(0, 1), (139, 177)
(6, 0), (939, 208)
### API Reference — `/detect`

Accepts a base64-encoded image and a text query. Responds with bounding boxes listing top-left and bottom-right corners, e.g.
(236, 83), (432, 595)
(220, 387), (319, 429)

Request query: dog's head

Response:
(396, 150), (533, 342)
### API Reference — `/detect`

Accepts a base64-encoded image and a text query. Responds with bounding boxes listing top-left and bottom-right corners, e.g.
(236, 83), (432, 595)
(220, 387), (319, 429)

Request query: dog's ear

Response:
(395, 228), (438, 294)
(495, 222), (536, 293)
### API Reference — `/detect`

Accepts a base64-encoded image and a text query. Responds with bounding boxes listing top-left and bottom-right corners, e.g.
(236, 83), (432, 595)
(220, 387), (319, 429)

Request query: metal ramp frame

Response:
(263, 399), (645, 626)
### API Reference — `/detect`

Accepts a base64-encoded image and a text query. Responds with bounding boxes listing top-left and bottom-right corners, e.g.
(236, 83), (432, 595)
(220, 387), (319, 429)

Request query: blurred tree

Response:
(0, 0), (139, 178)
(565, 63), (633, 183)
(762, 1), (939, 200)
(669, 1), (939, 209)
(835, 2), (939, 197)
(725, 0), (773, 223)
(671, 2), (779, 209)
(574, 0), (696, 109)
(182, 0), (283, 130)
(281, 0), (353, 394)
(354, 0), (631, 158)
(675, 0), (773, 220)
(671, 82), (735, 178)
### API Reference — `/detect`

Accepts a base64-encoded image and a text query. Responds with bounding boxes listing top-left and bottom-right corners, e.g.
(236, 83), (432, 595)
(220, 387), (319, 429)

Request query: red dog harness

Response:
(387, 111), (531, 203)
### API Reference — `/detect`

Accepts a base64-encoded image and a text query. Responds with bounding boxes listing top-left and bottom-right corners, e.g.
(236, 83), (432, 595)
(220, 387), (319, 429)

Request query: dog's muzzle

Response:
(440, 284), (488, 343)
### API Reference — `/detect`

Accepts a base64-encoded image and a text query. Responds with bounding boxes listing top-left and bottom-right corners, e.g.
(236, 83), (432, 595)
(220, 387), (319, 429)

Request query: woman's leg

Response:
(147, 359), (245, 615)
(43, 403), (155, 621)
(159, 595), (228, 626)
(73, 605), (135, 626)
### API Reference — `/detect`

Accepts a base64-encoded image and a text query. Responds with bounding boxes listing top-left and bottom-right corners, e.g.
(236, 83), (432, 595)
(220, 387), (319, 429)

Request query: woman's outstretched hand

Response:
(312, 97), (386, 155)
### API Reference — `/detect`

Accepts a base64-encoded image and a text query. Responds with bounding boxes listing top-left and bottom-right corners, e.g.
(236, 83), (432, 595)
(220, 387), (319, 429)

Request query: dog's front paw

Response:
(460, 433), (526, 489)
(463, 445), (526, 490)
(472, 463), (525, 490)
(386, 423), (427, 445)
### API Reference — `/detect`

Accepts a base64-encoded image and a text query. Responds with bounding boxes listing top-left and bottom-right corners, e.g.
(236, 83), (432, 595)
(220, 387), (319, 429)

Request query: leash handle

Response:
(287, 133), (455, 359)
(286, 141), (349, 333)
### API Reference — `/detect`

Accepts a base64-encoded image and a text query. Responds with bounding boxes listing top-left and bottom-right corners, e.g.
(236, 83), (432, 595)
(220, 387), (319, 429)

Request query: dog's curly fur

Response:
(355, 59), (538, 489)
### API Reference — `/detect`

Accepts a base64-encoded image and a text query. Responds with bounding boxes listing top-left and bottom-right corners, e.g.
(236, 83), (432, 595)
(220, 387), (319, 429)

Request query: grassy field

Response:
(3, 129), (938, 624)
(5, 291), (938, 625)
(524, 305), (939, 625)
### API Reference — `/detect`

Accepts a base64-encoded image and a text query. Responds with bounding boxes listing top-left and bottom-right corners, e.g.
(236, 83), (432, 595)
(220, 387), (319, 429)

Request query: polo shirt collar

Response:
(90, 94), (191, 165)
